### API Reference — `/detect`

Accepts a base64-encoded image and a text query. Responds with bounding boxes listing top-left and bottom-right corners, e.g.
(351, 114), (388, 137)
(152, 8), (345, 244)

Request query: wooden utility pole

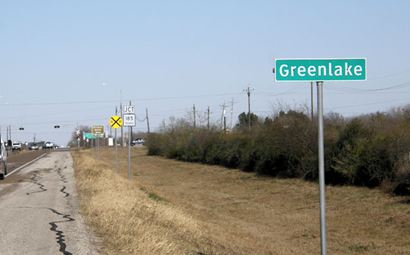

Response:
(193, 104), (196, 128)
(146, 108), (150, 133)
(229, 98), (237, 130)
(220, 102), (227, 132)
(207, 106), (210, 129)
(244, 86), (254, 131)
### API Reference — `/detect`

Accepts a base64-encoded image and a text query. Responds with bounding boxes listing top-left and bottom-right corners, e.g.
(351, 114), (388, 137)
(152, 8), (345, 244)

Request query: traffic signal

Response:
(54, 125), (60, 129)
(19, 127), (24, 130)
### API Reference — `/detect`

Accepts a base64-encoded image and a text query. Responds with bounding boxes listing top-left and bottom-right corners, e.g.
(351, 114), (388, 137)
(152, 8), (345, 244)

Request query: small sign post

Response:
(109, 115), (123, 172)
(91, 125), (104, 159)
(274, 58), (366, 255)
(123, 104), (136, 179)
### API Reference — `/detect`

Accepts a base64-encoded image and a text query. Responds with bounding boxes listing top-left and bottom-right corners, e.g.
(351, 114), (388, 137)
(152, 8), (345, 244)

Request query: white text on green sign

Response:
(275, 58), (366, 81)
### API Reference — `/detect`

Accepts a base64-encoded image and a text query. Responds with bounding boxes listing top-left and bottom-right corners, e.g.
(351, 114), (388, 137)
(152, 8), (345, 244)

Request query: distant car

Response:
(12, 142), (22, 151)
(29, 143), (39, 150)
(44, 142), (54, 149)
(131, 138), (145, 146)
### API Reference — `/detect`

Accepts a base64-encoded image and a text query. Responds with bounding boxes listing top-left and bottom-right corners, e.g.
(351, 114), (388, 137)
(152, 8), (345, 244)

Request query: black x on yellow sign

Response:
(109, 115), (123, 128)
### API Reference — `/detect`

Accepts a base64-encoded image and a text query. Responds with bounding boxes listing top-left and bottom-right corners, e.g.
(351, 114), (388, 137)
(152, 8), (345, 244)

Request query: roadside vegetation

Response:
(147, 105), (410, 196)
(73, 147), (410, 254)
(72, 150), (214, 255)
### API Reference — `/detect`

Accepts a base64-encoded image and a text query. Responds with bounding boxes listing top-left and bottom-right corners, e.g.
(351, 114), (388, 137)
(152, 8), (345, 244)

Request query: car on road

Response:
(28, 143), (39, 150)
(12, 142), (22, 151)
(131, 138), (145, 146)
(0, 139), (8, 179)
(44, 141), (54, 149)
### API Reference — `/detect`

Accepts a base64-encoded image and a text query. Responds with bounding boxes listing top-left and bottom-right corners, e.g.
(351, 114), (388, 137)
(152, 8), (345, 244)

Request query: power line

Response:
(329, 98), (410, 110)
(0, 92), (243, 107)
(327, 81), (410, 93)
(368, 68), (410, 80)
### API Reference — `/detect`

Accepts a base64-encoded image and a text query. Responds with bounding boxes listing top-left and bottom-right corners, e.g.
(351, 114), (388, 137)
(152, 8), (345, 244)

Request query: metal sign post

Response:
(123, 104), (136, 180)
(114, 128), (117, 170)
(110, 115), (123, 172)
(273, 58), (367, 255)
(97, 135), (100, 160)
(128, 127), (131, 179)
(317, 81), (326, 255)
(91, 126), (104, 160)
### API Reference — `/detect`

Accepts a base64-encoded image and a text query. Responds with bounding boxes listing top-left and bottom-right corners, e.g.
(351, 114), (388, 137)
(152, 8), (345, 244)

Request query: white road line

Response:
(5, 153), (48, 178)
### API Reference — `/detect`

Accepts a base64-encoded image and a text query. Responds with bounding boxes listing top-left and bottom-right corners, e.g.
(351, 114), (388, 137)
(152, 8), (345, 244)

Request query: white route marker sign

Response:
(123, 114), (136, 127)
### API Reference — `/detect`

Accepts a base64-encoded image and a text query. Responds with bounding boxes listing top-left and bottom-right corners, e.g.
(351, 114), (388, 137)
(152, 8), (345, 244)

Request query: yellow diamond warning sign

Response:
(109, 115), (123, 128)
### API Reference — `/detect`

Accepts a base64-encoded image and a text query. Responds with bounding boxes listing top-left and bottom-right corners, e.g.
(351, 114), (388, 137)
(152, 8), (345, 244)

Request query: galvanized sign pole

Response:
(110, 113), (123, 172)
(91, 126), (104, 160)
(128, 126), (131, 179)
(317, 81), (326, 255)
(274, 58), (367, 255)
(123, 103), (136, 179)
(97, 136), (100, 160)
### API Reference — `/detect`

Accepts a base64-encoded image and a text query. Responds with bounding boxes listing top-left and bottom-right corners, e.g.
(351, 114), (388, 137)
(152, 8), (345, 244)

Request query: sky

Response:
(0, 0), (409, 146)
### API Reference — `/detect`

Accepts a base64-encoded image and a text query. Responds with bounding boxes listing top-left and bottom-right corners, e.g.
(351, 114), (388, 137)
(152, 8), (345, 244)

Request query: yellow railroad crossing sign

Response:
(109, 115), (123, 128)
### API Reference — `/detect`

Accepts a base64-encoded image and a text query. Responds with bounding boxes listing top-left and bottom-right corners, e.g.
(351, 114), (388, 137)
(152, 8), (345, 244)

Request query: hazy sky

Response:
(1, 0), (409, 145)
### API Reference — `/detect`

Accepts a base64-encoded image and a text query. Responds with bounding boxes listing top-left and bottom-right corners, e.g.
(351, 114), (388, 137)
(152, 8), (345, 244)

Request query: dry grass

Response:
(72, 150), (219, 255)
(73, 147), (410, 255)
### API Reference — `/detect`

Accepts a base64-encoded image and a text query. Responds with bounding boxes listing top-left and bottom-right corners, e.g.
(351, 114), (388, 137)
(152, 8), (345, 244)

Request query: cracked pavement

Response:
(0, 151), (100, 255)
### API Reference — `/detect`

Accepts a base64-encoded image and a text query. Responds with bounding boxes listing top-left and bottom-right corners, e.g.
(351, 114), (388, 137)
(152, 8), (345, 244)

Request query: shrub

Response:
(146, 106), (410, 197)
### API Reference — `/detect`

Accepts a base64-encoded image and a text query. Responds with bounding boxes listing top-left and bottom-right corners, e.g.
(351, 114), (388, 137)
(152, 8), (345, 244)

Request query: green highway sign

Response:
(83, 132), (96, 139)
(274, 58), (366, 81)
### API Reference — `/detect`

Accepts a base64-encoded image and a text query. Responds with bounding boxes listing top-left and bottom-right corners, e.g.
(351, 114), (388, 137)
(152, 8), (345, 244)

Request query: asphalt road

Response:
(0, 151), (99, 255)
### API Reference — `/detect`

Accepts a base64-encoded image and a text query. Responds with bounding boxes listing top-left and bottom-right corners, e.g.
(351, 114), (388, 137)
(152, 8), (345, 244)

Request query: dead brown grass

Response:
(72, 150), (223, 255)
(73, 147), (410, 255)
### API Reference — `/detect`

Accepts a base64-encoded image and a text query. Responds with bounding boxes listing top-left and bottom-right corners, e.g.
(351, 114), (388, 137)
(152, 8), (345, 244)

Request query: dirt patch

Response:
(73, 148), (410, 255)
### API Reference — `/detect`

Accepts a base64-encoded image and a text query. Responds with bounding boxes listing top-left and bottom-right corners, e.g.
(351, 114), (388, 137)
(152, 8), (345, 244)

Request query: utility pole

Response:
(220, 102), (227, 132)
(7, 126), (10, 142)
(230, 98), (237, 130)
(146, 108), (150, 133)
(244, 86), (254, 132)
(193, 104), (196, 128)
(224, 114), (227, 133)
(311, 82), (314, 120)
(207, 106), (210, 129)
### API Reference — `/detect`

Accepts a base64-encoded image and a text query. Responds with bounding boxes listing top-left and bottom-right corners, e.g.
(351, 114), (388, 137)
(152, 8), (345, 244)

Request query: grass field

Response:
(72, 147), (410, 255)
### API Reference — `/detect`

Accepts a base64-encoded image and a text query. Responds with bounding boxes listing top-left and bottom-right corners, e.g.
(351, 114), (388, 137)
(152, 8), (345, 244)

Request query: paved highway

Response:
(0, 151), (99, 255)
